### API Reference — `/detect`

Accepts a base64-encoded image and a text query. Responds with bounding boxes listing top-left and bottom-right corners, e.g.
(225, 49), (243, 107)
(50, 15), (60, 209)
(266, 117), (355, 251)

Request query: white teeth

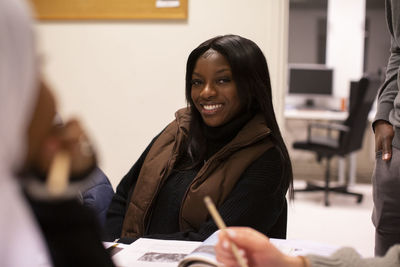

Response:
(203, 104), (222, 110)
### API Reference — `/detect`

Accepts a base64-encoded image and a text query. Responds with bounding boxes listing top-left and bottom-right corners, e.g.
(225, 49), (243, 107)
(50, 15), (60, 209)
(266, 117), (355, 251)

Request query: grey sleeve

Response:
(306, 245), (400, 267)
(374, 1), (400, 126)
(374, 37), (400, 124)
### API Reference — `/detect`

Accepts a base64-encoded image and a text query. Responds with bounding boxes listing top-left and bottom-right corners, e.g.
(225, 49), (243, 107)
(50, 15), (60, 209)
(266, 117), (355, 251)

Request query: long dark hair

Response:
(185, 34), (293, 197)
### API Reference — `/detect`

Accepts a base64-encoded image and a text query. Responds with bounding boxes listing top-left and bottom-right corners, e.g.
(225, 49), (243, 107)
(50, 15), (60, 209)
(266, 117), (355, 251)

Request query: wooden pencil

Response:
(46, 150), (71, 196)
(204, 196), (248, 267)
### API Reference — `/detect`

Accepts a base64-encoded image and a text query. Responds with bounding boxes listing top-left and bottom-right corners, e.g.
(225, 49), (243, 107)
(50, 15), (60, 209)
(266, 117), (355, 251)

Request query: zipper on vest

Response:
(178, 153), (220, 230)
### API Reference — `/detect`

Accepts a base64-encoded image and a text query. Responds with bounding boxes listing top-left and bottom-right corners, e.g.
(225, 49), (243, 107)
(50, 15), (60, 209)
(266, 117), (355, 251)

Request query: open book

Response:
(177, 231), (219, 267)
(111, 231), (339, 267)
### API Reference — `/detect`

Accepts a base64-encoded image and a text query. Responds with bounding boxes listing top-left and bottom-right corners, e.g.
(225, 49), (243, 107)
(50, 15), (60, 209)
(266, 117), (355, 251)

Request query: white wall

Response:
(289, 8), (327, 64)
(35, 0), (289, 188)
(326, 0), (366, 99)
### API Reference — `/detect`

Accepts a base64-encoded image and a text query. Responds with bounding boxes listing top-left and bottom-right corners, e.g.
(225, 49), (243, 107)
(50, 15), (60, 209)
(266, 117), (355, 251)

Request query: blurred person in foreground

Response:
(0, 0), (114, 266)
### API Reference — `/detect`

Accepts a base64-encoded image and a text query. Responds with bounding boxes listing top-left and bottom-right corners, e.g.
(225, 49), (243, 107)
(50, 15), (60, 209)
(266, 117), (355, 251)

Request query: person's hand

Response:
(34, 119), (96, 179)
(215, 227), (307, 267)
(374, 120), (394, 161)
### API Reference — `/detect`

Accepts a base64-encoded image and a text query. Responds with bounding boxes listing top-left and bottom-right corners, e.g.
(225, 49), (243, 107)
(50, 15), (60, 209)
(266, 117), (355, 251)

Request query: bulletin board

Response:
(30, 0), (188, 20)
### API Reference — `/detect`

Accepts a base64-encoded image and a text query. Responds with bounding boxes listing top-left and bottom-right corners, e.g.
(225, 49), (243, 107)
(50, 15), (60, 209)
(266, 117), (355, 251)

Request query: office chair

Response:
(292, 77), (378, 206)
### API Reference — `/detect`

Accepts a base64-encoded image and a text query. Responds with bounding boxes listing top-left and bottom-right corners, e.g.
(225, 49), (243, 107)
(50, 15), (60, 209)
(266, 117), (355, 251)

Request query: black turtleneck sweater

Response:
(105, 112), (287, 244)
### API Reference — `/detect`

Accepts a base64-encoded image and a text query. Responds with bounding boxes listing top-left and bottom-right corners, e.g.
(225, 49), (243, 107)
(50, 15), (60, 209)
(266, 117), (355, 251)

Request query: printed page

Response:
(111, 232), (339, 267)
(178, 231), (219, 267)
(112, 238), (201, 267)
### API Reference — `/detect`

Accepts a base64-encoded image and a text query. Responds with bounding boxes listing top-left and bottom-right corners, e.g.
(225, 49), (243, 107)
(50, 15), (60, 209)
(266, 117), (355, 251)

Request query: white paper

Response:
(112, 238), (201, 267)
(111, 234), (340, 267)
(270, 238), (339, 257)
(156, 0), (180, 8)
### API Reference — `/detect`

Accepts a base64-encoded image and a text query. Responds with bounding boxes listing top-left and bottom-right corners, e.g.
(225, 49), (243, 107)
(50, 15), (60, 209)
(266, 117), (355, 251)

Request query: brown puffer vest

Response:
(121, 108), (274, 239)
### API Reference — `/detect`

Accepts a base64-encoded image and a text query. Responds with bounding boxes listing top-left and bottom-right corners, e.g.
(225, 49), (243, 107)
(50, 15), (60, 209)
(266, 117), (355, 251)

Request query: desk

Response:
(284, 109), (348, 121)
(111, 236), (339, 267)
(284, 108), (357, 185)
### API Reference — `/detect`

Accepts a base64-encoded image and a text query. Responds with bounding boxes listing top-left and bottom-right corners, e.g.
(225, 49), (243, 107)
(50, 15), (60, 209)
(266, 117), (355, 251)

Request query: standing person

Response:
(0, 0), (114, 266)
(372, 0), (400, 256)
(105, 34), (293, 244)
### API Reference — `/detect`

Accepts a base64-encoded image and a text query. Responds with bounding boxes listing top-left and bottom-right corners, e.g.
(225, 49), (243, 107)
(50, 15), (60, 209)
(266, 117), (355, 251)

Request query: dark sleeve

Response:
(81, 167), (115, 227)
(142, 147), (287, 242)
(374, 1), (400, 126)
(103, 134), (160, 242)
(26, 196), (115, 267)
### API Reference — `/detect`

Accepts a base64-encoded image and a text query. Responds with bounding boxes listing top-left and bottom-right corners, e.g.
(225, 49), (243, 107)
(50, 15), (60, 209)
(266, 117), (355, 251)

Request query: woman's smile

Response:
(201, 103), (223, 114)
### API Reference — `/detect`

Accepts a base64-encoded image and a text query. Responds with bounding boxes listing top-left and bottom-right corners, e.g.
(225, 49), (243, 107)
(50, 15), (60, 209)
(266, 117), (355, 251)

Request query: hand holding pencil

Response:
(204, 196), (248, 267)
(39, 119), (96, 196)
(214, 225), (310, 267)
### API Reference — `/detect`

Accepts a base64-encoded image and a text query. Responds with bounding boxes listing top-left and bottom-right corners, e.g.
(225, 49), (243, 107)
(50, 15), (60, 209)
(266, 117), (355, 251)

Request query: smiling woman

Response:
(105, 35), (293, 245)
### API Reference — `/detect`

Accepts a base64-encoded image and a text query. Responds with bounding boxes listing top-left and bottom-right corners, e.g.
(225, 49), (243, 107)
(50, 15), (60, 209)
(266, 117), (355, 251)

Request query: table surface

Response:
(284, 108), (348, 121)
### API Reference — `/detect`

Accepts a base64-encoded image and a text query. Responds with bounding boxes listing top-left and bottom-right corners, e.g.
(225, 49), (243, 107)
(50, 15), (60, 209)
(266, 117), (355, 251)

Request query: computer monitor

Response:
(288, 64), (334, 108)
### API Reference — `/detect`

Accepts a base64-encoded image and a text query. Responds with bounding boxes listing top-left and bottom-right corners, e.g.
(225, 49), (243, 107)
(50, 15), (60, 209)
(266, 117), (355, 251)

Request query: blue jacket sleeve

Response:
(81, 167), (115, 227)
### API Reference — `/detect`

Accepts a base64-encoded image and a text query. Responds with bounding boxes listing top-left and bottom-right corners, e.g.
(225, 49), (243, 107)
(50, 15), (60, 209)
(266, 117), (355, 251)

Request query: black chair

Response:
(292, 77), (378, 206)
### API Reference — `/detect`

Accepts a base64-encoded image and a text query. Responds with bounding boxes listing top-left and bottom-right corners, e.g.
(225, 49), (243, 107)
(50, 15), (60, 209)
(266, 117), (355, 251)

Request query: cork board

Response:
(30, 0), (188, 20)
